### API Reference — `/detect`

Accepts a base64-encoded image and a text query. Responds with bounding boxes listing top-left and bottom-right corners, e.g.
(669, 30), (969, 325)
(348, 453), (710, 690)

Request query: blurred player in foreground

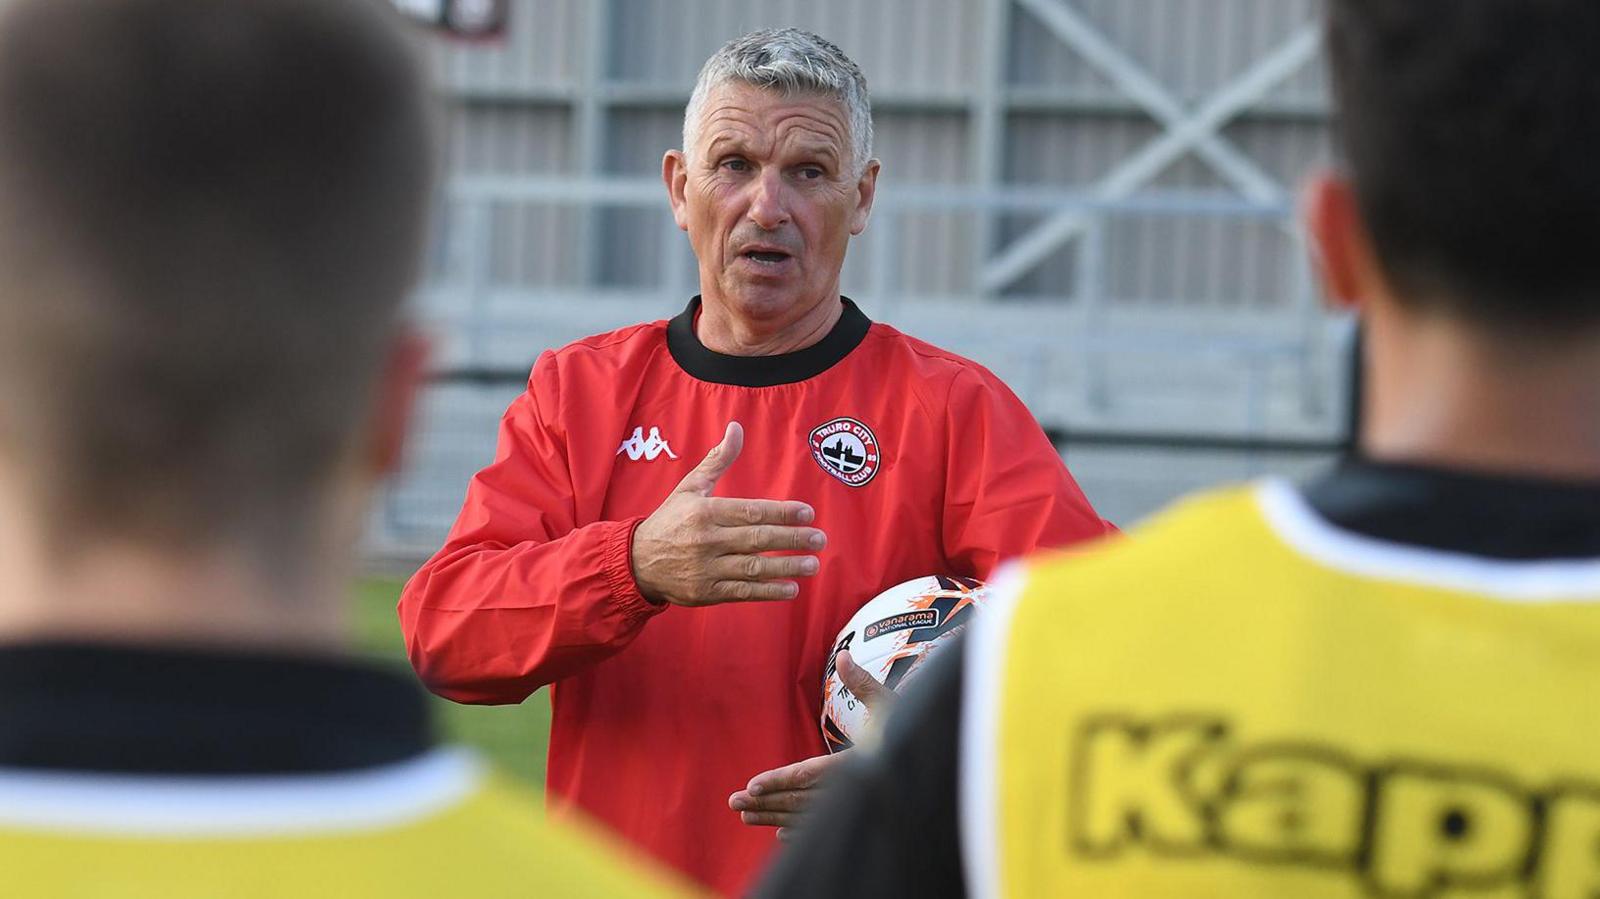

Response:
(400, 26), (1113, 896)
(0, 0), (685, 895)
(764, 0), (1600, 896)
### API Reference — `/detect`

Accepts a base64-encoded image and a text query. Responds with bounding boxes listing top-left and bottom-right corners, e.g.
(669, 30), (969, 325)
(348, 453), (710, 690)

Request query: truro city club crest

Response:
(808, 417), (880, 487)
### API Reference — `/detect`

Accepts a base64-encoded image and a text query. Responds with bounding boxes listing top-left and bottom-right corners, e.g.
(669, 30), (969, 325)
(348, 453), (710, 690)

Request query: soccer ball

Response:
(819, 574), (989, 753)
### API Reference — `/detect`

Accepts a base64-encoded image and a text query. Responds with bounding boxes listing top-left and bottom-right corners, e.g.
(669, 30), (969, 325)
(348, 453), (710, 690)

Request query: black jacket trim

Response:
(666, 296), (872, 387)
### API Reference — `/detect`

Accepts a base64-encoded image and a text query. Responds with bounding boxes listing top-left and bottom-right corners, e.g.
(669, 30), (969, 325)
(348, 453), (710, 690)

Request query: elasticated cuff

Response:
(600, 515), (666, 627)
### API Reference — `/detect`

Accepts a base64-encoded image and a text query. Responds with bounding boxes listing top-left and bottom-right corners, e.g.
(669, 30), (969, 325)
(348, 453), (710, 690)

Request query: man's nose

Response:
(745, 169), (791, 230)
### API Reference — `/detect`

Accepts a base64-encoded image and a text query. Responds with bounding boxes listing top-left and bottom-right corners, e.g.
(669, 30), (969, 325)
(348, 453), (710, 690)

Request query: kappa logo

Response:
(616, 426), (678, 462)
(1069, 713), (1600, 898)
(809, 417), (880, 487)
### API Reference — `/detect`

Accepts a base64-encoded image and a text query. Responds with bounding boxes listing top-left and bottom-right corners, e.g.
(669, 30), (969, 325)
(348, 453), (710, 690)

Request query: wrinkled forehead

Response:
(692, 81), (852, 159)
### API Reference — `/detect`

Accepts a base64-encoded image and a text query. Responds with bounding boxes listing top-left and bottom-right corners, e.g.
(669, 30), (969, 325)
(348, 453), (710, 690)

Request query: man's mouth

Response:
(740, 247), (793, 266)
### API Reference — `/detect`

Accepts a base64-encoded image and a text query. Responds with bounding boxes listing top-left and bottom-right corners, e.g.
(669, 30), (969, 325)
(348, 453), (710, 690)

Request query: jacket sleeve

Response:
(398, 353), (665, 705)
(941, 367), (1115, 578)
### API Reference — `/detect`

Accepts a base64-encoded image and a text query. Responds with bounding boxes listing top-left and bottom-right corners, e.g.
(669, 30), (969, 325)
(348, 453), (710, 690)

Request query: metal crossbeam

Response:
(1015, 0), (1286, 201)
(981, 0), (1321, 292)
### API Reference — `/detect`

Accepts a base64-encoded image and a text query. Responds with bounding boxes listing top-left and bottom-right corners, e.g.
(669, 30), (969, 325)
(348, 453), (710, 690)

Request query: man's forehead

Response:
(695, 82), (850, 153)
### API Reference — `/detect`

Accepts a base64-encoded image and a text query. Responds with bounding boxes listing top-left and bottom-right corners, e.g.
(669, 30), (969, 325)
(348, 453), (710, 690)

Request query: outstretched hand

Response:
(631, 422), (828, 607)
(730, 650), (890, 840)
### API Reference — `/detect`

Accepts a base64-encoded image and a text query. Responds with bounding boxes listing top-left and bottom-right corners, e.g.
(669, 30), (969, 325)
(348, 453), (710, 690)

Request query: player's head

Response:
(0, 0), (436, 566)
(664, 28), (879, 326)
(1308, 0), (1600, 336)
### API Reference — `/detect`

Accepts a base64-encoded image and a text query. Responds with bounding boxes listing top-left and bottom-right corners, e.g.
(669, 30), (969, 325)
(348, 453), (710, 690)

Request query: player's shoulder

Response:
(860, 321), (1018, 417)
(549, 318), (669, 364)
(530, 318), (670, 387)
(864, 322), (997, 380)
(1019, 482), (1272, 595)
(0, 758), (693, 899)
(400, 773), (695, 896)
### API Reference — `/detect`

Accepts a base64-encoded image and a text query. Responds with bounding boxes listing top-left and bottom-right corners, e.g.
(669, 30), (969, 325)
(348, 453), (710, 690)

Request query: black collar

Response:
(666, 296), (872, 387)
(1302, 457), (1600, 560)
(0, 642), (434, 775)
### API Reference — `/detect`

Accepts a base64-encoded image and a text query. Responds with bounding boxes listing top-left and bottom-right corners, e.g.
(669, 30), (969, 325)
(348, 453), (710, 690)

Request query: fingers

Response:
(729, 788), (809, 814)
(737, 810), (798, 828)
(676, 421), (743, 497)
(745, 754), (839, 796)
(714, 553), (819, 582)
(730, 789), (809, 829)
(706, 497), (816, 527)
(722, 523), (827, 554)
(709, 580), (800, 602)
(836, 650), (893, 712)
(731, 754), (843, 830)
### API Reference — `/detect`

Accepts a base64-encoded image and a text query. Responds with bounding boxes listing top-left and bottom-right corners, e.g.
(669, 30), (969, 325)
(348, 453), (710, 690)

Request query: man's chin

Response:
(716, 282), (816, 321)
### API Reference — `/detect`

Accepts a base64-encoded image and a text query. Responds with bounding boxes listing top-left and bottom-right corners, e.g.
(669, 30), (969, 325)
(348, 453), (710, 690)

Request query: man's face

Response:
(665, 82), (878, 325)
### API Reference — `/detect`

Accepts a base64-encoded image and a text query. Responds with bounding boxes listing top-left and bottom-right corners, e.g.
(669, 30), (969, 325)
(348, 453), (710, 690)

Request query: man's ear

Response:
(368, 327), (430, 477)
(1302, 172), (1379, 314)
(663, 150), (690, 231)
(849, 159), (880, 236)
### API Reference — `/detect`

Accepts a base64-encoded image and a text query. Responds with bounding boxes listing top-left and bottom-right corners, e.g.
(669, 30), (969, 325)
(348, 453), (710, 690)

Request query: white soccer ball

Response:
(820, 574), (989, 753)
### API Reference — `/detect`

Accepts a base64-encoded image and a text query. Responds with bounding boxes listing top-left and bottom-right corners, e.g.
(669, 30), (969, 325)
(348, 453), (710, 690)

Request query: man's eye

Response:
(721, 158), (750, 173)
(797, 167), (825, 180)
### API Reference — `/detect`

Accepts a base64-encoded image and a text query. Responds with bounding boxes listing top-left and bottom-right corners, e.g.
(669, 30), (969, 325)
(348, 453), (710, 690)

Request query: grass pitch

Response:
(354, 577), (550, 788)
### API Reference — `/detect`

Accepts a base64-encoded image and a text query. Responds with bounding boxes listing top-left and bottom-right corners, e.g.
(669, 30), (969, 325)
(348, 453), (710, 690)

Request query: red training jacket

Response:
(399, 298), (1112, 896)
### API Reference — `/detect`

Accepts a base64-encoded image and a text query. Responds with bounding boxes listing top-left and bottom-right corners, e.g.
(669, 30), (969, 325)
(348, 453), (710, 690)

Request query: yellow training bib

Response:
(0, 749), (695, 898)
(966, 482), (1600, 899)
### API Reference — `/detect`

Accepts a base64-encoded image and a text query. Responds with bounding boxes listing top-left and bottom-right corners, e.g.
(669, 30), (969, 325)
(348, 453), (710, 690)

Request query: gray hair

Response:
(682, 28), (873, 178)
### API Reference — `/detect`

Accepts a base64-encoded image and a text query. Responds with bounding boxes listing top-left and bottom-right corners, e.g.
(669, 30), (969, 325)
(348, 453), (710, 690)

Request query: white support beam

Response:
(569, 0), (610, 286)
(979, 19), (1320, 293)
(1014, 0), (1286, 202)
(970, 0), (1012, 299)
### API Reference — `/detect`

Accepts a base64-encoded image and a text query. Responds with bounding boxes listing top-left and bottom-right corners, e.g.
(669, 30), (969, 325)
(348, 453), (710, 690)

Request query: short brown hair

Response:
(0, 0), (436, 552)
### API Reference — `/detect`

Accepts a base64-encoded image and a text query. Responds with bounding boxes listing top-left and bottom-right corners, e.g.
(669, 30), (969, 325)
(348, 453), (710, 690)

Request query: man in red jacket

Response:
(400, 26), (1113, 896)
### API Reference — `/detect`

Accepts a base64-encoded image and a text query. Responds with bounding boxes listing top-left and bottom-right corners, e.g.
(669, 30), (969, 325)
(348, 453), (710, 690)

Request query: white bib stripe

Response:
(0, 747), (483, 838)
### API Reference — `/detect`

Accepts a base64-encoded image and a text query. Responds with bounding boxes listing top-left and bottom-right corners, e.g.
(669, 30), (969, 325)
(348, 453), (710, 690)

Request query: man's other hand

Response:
(729, 650), (889, 840)
(631, 421), (827, 607)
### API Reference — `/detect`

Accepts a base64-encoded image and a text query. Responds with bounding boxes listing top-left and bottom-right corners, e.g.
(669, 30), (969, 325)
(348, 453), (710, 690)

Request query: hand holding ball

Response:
(820, 575), (989, 752)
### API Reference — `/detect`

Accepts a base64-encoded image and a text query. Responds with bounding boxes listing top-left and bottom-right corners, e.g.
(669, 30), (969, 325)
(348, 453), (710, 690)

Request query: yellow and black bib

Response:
(963, 482), (1600, 899)
(0, 748), (693, 897)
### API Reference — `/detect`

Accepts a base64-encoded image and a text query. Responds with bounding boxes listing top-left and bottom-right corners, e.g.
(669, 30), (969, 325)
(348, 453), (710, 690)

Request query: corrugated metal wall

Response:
(370, 0), (1352, 556)
(422, 0), (1330, 300)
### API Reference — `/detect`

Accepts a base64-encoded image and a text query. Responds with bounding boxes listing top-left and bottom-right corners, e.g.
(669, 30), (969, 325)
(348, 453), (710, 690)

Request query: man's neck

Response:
(0, 484), (351, 652)
(695, 292), (845, 357)
(1361, 309), (1600, 480)
(0, 543), (351, 652)
(0, 460), (375, 652)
